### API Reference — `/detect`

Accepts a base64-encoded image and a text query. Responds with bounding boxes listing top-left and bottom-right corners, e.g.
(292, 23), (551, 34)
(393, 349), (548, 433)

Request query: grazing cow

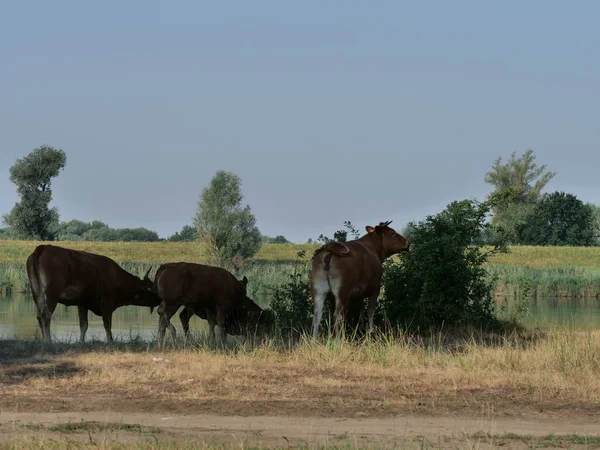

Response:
(154, 262), (272, 345)
(311, 221), (409, 338)
(26, 244), (162, 343)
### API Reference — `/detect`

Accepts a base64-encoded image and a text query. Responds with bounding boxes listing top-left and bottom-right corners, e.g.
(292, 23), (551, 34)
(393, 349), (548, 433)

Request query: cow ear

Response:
(242, 276), (248, 287)
(366, 226), (376, 233)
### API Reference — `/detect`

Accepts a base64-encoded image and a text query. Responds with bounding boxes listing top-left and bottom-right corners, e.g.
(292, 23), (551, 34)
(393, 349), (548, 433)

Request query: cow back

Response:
(154, 262), (246, 312)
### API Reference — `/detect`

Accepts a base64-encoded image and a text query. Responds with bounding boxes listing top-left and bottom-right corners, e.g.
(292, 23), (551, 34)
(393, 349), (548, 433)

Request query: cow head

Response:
(366, 220), (410, 258)
(134, 267), (162, 310)
(224, 276), (273, 335)
(226, 296), (273, 335)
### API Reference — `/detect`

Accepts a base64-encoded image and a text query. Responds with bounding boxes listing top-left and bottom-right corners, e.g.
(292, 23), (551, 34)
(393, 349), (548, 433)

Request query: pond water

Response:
(2, 294), (600, 341)
(0, 294), (209, 341)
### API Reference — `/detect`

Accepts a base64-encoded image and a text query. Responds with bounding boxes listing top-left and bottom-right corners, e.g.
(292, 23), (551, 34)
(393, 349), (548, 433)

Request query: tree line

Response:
(0, 146), (289, 252)
(484, 149), (600, 246)
(2, 145), (599, 266)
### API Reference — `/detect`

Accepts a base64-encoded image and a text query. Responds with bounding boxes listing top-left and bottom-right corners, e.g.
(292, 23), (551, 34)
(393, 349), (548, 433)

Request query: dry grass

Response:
(3, 435), (600, 450)
(490, 245), (600, 269)
(0, 240), (317, 264)
(3, 330), (600, 418)
(2, 240), (600, 267)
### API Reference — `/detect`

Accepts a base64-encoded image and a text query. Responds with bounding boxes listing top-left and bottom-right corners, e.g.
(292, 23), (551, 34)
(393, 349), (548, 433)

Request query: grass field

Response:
(3, 328), (600, 416)
(0, 240), (318, 264)
(1, 240), (600, 298)
(3, 330), (600, 448)
(4, 433), (600, 449)
(2, 240), (600, 266)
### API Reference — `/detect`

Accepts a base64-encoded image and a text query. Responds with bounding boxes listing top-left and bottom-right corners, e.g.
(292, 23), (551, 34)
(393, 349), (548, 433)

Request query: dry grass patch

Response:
(4, 435), (600, 450)
(3, 330), (600, 417)
(0, 240), (316, 264)
(2, 240), (600, 267)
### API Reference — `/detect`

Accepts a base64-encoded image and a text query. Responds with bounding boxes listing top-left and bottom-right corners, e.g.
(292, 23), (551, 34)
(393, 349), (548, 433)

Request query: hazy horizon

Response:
(1, 2), (598, 243)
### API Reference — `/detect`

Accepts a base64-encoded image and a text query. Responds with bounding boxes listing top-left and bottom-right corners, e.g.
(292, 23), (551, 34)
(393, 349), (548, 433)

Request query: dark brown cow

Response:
(26, 244), (162, 343)
(154, 262), (271, 345)
(311, 221), (409, 338)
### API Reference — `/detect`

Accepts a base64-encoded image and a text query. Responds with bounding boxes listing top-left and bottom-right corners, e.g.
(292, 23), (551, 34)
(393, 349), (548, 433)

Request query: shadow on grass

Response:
(0, 336), (157, 365)
(0, 322), (549, 366)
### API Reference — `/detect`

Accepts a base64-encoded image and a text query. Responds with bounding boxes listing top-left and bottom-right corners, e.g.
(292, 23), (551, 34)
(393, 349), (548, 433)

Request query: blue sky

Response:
(1, 1), (598, 242)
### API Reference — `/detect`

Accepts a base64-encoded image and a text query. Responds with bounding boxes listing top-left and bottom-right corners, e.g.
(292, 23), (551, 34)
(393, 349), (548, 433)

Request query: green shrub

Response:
(268, 251), (313, 336)
(381, 197), (508, 331)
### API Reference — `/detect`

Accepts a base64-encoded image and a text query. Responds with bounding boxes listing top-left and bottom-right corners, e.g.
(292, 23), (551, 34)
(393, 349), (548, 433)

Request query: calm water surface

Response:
(2, 294), (600, 341)
(0, 294), (209, 341)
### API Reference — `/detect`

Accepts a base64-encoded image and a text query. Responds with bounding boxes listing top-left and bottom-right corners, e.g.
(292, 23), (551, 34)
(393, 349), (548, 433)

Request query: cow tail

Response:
(322, 243), (350, 271)
(27, 250), (50, 318)
(323, 253), (333, 271)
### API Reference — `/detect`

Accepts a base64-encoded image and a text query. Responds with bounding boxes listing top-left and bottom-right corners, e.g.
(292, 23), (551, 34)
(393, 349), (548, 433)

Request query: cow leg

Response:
(77, 306), (89, 344)
(329, 275), (349, 339)
(157, 302), (179, 345)
(332, 287), (350, 339)
(206, 309), (217, 345)
(179, 308), (194, 340)
(102, 310), (114, 343)
(35, 292), (57, 343)
(311, 272), (330, 339)
(216, 309), (227, 347)
(366, 288), (381, 335)
(333, 300), (348, 339)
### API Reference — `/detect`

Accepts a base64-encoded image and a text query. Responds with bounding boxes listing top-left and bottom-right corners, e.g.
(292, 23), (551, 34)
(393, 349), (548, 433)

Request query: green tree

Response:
(82, 226), (160, 242)
(168, 225), (197, 242)
(588, 203), (600, 246)
(193, 170), (261, 269)
(263, 234), (290, 244)
(485, 149), (555, 243)
(56, 219), (92, 240)
(517, 192), (595, 246)
(3, 145), (67, 240)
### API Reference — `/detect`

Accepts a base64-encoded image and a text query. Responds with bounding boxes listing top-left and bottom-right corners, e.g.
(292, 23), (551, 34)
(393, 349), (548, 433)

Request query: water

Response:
(3, 294), (600, 341)
(0, 294), (208, 341)
(498, 295), (600, 330)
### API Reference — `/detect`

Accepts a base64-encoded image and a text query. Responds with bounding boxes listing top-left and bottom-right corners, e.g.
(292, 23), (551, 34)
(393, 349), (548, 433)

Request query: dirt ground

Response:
(2, 411), (600, 449)
(3, 338), (600, 448)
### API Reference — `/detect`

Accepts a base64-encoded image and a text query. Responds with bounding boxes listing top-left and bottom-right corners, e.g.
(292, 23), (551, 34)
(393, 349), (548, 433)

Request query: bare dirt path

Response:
(2, 411), (600, 448)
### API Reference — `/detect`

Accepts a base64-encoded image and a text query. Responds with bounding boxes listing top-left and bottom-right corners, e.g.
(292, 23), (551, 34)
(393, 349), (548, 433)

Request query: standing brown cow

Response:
(154, 262), (271, 345)
(311, 221), (409, 338)
(26, 244), (162, 343)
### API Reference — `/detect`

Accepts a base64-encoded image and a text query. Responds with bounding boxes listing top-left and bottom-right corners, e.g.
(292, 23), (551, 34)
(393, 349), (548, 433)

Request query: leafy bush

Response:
(381, 197), (508, 331)
(268, 250), (313, 335)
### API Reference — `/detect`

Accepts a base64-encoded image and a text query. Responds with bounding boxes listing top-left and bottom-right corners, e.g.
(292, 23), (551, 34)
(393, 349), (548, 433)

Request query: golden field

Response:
(2, 240), (600, 267)
(2, 329), (600, 449)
